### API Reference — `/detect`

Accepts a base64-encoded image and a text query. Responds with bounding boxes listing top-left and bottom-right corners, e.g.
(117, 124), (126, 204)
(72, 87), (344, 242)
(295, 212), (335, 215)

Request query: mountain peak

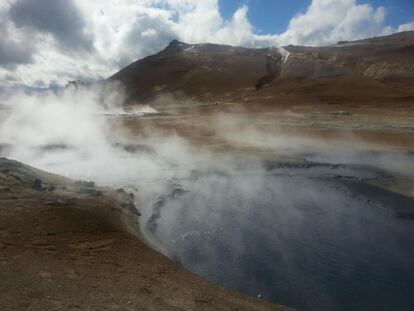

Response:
(166, 39), (187, 49)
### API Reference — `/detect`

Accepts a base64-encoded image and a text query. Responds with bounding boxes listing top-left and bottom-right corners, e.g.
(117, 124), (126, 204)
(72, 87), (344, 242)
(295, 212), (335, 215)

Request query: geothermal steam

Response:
(1, 83), (413, 311)
(0, 83), (201, 185)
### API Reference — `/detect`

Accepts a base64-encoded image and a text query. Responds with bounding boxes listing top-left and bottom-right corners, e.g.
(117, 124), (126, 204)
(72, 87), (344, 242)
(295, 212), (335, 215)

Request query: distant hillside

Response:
(110, 40), (287, 102)
(283, 31), (414, 80)
(109, 32), (414, 104)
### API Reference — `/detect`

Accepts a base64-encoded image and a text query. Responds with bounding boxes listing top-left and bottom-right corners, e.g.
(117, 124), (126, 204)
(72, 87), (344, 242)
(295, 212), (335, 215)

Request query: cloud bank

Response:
(0, 0), (412, 88)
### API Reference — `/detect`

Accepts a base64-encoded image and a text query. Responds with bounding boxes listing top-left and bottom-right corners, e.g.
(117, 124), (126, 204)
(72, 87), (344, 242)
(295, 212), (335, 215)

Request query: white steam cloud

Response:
(0, 83), (192, 185)
(0, 85), (413, 259)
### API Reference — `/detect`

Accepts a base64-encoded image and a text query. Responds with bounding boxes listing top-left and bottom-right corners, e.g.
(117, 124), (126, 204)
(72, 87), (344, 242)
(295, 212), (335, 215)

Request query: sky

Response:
(220, 0), (414, 34)
(0, 0), (413, 89)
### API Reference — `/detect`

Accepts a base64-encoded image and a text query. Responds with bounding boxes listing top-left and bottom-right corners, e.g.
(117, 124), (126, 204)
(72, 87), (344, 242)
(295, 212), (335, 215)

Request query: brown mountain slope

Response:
(109, 32), (414, 105)
(110, 40), (287, 102)
(283, 31), (414, 80)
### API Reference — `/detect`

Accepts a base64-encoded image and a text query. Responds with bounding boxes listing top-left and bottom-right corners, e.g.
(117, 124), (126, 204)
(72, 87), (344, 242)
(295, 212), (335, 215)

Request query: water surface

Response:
(140, 167), (414, 311)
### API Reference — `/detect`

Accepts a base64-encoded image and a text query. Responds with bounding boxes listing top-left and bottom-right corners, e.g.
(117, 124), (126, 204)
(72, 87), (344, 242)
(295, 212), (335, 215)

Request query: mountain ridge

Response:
(108, 31), (414, 105)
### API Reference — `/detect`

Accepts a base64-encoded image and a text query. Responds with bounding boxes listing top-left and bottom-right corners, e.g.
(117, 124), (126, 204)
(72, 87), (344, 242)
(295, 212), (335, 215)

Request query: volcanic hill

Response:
(109, 31), (414, 105)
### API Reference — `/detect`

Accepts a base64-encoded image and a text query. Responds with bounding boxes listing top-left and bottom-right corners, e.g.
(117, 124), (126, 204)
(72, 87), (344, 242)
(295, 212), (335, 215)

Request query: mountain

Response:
(110, 40), (287, 102)
(109, 32), (414, 105)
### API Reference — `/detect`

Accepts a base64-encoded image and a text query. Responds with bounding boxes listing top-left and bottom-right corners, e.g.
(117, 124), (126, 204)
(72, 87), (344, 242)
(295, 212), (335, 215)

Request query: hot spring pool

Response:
(139, 163), (414, 311)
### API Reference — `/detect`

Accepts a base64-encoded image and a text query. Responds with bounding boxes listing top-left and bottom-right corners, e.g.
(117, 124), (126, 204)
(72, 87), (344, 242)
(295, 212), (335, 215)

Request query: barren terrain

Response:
(1, 32), (413, 311)
(0, 159), (289, 311)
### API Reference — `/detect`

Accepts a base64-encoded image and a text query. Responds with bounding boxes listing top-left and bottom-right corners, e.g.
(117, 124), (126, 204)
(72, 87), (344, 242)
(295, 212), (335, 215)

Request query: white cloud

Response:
(276, 0), (388, 46)
(9, 0), (94, 52)
(0, 0), (412, 88)
(398, 21), (414, 32)
(171, 3), (279, 48)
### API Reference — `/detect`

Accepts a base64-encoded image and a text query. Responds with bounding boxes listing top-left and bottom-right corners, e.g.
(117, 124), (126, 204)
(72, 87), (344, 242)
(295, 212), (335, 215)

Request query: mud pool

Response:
(139, 161), (414, 311)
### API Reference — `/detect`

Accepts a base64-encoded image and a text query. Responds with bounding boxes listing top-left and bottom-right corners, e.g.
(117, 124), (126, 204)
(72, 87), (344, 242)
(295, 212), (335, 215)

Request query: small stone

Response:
(47, 185), (56, 192)
(32, 178), (42, 191)
(84, 181), (95, 187)
(45, 199), (66, 206)
(39, 270), (52, 279)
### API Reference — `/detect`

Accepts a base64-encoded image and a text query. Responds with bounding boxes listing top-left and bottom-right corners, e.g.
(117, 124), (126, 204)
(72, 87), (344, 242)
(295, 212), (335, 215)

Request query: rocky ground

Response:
(0, 158), (290, 311)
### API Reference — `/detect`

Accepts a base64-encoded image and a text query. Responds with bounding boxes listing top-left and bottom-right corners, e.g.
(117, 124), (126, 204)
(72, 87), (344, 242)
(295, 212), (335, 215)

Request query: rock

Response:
(78, 188), (102, 196)
(45, 200), (67, 206)
(46, 185), (56, 192)
(32, 178), (42, 191)
(85, 181), (95, 187)
(121, 203), (141, 216)
(194, 296), (213, 304)
(75, 180), (95, 187)
(331, 111), (352, 116)
(38, 270), (52, 280)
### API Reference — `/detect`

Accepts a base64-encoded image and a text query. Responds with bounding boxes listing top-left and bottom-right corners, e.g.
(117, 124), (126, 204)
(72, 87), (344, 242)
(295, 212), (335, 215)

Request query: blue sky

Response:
(220, 0), (414, 34)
